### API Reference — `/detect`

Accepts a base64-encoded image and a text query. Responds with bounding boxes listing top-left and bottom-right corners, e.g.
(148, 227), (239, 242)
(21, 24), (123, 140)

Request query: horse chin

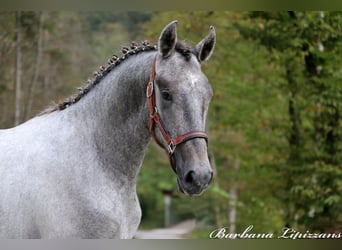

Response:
(177, 178), (187, 195)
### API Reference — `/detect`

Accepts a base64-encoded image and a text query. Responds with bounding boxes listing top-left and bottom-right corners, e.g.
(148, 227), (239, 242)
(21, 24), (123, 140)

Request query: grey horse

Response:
(0, 20), (216, 238)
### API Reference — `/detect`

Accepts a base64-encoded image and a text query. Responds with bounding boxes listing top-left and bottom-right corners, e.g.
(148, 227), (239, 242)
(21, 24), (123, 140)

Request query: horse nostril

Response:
(185, 170), (195, 185)
(208, 171), (213, 184)
(181, 169), (213, 194)
(185, 170), (213, 187)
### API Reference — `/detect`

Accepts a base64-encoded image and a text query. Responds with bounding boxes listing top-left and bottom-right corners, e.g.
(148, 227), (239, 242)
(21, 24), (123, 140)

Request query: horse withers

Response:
(0, 20), (216, 238)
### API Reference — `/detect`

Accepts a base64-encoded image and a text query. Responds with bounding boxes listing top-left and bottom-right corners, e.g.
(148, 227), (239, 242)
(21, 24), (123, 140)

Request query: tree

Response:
(14, 11), (22, 126)
(236, 11), (342, 231)
(25, 11), (46, 120)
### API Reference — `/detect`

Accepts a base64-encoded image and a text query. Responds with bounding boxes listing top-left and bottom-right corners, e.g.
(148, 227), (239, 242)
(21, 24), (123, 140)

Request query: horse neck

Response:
(64, 51), (156, 179)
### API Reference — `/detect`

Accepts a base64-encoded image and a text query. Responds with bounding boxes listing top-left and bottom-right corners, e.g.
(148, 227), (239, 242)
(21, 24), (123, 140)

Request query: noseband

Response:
(146, 55), (208, 173)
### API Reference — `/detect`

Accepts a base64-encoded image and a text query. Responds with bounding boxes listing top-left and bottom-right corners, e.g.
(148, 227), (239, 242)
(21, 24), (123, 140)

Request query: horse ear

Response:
(195, 26), (216, 63)
(158, 20), (178, 58)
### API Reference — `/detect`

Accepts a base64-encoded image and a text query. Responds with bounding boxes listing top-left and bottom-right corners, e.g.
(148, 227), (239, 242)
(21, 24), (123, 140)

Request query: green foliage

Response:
(1, 11), (341, 236)
(236, 11), (342, 231)
(80, 11), (153, 39)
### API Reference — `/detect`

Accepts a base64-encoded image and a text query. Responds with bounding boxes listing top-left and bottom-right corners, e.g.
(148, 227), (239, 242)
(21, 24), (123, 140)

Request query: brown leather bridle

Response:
(146, 55), (208, 173)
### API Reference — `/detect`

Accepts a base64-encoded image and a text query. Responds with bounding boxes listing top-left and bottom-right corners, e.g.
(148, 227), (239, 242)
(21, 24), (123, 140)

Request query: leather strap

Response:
(147, 54), (208, 173)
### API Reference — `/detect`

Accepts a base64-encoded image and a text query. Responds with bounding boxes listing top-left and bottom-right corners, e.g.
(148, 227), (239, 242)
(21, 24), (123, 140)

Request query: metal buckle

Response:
(146, 81), (154, 97)
(167, 141), (176, 155)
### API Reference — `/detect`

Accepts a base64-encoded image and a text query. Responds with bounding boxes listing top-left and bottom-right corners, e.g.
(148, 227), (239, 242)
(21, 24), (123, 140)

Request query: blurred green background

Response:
(0, 11), (341, 238)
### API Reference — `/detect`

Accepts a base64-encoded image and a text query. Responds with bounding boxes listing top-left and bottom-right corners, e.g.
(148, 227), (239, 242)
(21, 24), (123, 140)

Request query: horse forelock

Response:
(174, 41), (194, 61)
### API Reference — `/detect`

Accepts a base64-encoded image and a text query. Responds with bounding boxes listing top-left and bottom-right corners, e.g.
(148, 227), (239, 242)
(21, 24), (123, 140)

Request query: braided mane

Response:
(39, 40), (194, 115)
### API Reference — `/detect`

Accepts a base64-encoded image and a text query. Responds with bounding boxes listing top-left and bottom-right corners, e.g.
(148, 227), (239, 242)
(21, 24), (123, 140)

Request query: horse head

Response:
(149, 20), (216, 195)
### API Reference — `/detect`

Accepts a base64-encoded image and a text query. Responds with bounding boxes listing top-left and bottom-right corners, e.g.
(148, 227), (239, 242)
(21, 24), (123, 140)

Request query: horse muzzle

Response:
(177, 166), (213, 196)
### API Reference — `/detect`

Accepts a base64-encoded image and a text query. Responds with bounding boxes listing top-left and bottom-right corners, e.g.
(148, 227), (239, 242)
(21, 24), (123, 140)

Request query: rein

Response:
(146, 55), (208, 173)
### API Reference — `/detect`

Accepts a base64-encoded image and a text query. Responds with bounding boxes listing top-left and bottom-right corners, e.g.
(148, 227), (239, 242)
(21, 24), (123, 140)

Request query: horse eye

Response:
(161, 90), (172, 101)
